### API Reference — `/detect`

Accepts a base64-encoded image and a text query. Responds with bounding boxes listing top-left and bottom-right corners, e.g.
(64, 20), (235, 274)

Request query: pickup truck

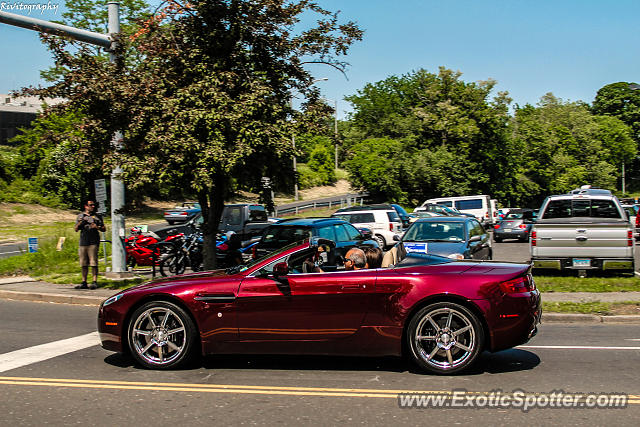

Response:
(155, 203), (271, 241)
(163, 202), (201, 224)
(531, 188), (635, 275)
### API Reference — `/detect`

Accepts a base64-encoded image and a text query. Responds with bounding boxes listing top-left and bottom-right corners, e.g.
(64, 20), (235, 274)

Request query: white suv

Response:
(332, 209), (402, 248)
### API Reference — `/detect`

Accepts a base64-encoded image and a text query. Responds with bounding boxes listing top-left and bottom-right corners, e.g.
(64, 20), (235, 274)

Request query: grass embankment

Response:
(0, 221), (145, 289)
(543, 302), (640, 315)
(535, 276), (640, 293)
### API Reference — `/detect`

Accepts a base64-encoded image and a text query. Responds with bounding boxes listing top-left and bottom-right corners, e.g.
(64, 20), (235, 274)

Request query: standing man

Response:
(74, 199), (106, 289)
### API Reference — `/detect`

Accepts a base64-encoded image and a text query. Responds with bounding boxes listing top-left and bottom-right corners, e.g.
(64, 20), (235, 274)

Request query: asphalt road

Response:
(1, 299), (639, 425)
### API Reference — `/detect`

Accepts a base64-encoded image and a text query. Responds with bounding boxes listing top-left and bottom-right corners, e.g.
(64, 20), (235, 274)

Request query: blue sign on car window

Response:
(404, 242), (428, 253)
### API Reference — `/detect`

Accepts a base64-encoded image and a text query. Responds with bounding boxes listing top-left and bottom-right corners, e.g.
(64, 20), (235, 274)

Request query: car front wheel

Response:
(128, 301), (197, 369)
(407, 302), (484, 374)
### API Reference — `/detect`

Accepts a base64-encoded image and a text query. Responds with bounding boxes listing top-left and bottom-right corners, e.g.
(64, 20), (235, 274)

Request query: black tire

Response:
(167, 220), (175, 225)
(494, 237), (502, 243)
(159, 253), (186, 277)
(127, 301), (197, 369)
(486, 249), (493, 260)
(374, 235), (386, 249)
(406, 302), (484, 375)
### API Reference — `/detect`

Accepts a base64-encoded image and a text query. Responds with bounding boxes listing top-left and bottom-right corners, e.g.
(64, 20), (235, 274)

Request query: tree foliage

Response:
(509, 94), (635, 204)
(343, 68), (513, 204)
(31, 0), (362, 268)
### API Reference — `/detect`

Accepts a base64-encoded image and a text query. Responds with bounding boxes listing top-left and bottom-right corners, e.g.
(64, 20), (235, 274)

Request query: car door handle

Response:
(341, 284), (362, 290)
(576, 236), (588, 242)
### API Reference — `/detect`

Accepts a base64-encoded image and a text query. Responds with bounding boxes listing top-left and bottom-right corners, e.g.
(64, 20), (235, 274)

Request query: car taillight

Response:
(636, 215), (640, 228)
(628, 230), (633, 247)
(252, 245), (257, 259)
(180, 212), (188, 215)
(499, 275), (536, 294)
(531, 230), (537, 246)
(494, 224), (500, 229)
(493, 211), (497, 217)
(519, 224), (527, 229)
(389, 223), (393, 231)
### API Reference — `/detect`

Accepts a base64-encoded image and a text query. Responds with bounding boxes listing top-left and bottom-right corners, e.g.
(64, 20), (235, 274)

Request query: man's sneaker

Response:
(89, 282), (98, 290)
(75, 282), (88, 289)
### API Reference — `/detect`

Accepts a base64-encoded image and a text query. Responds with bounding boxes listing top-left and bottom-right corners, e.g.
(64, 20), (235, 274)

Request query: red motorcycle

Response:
(125, 227), (182, 268)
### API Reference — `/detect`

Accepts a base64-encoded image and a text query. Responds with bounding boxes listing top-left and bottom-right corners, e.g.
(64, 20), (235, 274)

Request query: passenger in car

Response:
(363, 246), (383, 269)
(344, 248), (367, 271)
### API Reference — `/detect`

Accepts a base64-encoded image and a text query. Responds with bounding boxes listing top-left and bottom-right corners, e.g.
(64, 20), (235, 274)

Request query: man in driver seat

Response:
(344, 248), (366, 271)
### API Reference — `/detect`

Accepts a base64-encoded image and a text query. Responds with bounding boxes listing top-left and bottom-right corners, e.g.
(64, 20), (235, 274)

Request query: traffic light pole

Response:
(0, 2), (129, 275)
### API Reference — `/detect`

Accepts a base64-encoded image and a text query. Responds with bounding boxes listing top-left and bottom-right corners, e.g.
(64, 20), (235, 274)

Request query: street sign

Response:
(27, 237), (38, 253)
(94, 179), (107, 214)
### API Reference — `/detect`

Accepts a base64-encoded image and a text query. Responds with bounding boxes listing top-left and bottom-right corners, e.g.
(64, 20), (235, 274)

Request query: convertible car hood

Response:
(124, 269), (242, 293)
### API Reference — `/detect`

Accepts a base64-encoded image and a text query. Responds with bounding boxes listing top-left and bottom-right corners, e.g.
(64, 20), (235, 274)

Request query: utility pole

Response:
(0, 3), (129, 275)
(334, 99), (339, 169)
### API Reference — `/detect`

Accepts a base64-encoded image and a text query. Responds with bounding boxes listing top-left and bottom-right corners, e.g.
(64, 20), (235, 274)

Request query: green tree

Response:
(510, 94), (635, 204)
(344, 68), (513, 204)
(33, 0), (362, 268)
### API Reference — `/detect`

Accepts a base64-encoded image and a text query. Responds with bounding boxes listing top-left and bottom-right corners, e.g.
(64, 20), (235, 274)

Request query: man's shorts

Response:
(79, 245), (99, 267)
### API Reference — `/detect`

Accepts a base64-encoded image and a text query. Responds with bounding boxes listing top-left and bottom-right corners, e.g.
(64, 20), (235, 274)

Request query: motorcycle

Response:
(125, 226), (182, 268)
(158, 228), (204, 276)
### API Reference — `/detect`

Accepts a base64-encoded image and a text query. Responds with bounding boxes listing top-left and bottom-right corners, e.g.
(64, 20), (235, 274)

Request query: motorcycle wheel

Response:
(159, 253), (186, 277)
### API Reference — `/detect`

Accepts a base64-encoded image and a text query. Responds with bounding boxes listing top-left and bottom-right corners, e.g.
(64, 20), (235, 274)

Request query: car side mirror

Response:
(469, 235), (481, 243)
(393, 234), (401, 242)
(273, 262), (289, 276)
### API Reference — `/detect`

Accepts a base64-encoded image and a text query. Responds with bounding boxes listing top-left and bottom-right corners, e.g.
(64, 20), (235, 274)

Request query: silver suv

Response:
(332, 209), (402, 248)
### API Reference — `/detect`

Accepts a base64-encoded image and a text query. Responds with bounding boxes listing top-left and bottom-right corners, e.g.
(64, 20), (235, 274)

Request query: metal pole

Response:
(107, 2), (127, 274)
(0, 10), (111, 47)
(292, 132), (298, 201)
(334, 99), (338, 169)
(622, 162), (626, 194)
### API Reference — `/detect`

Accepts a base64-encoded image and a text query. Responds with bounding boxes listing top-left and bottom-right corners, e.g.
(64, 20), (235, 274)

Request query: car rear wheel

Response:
(374, 235), (386, 248)
(128, 301), (197, 369)
(407, 302), (484, 374)
(493, 236), (502, 243)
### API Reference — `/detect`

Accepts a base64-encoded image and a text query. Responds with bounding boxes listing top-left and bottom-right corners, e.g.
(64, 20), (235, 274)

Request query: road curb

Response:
(0, 290), (106, 306)
(542, 312), (640, 323)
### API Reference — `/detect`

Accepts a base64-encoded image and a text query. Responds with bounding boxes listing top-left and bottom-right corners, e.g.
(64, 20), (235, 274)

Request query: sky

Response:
(1, 0), (639, 119)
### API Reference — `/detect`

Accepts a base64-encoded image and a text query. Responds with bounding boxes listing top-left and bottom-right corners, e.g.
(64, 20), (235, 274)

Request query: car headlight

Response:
(447, 253), (464, 260)
(102, 294), (123, 307)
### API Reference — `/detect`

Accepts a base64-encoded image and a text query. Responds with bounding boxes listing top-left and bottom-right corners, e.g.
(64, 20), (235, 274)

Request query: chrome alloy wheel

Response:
(409, 303), (483, 374)
(130, 306), (187, 367)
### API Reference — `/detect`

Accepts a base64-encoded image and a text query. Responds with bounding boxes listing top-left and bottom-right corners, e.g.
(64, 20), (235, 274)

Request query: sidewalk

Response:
(1, 276), (639, 323)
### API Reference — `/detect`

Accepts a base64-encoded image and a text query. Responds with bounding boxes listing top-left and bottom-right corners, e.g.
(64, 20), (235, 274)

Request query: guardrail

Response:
(274, 193), (368, 216)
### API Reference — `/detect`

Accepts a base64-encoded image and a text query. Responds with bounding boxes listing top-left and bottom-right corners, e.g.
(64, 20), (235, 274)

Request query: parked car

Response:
(332, 208), (402, 248)
(155, 204), (270, 241)
(408, 211), (443, 223)
(98, 237), (540, 374)
(493, 209), (535, 243)
(335, 204), (411, 229)
(531, 186), (635, 274)
(253, 217), (379, 259)
(413, 203), (474, 218)
(163, 202), (201, 225)
(419, 195), (497, 226)
(401, 216), (492, 260)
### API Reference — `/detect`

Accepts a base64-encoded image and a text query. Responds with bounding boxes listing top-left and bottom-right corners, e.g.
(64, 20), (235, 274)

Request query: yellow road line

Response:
(1, 376), (638, 402)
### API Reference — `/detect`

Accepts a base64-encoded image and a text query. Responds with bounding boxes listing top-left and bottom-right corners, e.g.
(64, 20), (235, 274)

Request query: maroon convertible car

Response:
(98, 238), (541, 374)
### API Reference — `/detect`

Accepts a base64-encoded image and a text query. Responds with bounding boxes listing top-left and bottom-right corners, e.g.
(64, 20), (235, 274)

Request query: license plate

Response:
(572, 259), (591, 267)
(503, 228), (512, 232)
(404, 242), (428, 253)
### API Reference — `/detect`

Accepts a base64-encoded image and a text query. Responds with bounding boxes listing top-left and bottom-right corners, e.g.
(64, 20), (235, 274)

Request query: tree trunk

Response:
(199, 174), (227, 270)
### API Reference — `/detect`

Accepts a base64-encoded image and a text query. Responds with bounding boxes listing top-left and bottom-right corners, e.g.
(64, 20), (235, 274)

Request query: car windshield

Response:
(403, 222), (466, 242)
(505, 213), (524, 219)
